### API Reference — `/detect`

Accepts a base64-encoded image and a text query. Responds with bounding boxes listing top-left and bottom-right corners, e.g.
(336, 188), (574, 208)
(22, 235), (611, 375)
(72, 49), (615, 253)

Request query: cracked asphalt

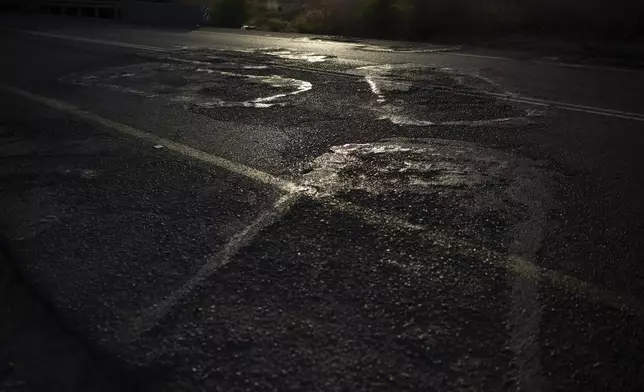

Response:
(1, 14), (644, 392)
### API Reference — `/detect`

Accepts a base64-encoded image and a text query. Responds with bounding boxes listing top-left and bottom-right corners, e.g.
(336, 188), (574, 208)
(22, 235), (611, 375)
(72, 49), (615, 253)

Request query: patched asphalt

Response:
(2, 18), (644, 391)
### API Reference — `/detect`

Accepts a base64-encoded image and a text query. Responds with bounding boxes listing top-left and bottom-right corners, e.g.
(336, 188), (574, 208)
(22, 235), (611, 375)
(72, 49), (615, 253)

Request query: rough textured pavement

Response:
(1, 15), (644, 391)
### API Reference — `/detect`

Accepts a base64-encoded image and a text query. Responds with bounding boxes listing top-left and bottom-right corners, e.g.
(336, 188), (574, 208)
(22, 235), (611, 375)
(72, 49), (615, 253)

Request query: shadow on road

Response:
(0, 235), (156, 391)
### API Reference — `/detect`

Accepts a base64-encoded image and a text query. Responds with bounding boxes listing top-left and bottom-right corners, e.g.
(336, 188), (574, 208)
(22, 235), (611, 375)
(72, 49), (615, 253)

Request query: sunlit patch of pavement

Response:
(294, 36), (363, 43)
(194, 45), (336, 63)
(302, 137), (547, 252)
(58, 48), (541, 133)
(292, 36), (462, 54)
(257, 48), (333, 63)
(355, 44), (463, 53)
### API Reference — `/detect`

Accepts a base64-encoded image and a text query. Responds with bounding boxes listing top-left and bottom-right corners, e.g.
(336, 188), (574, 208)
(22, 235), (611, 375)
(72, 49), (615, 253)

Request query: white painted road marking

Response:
(0, 85), (644, 317)
(0, 85), (301, 193)
(14, 29), (169, 52)
(439, 87), (644, 122)
(11, 29), (644, 123)
(3, 80), (644, 392)
(506, 164), (548, 392)
(124, 192), (303, 340)
(0, 85), (644, 370)
(0, 84), (310, 341)
(481, 91), (644, 122)
(532, 60), (641, 73)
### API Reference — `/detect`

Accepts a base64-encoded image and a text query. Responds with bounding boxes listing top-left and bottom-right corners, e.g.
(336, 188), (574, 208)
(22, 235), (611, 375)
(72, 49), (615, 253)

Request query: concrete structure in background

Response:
(5, 0), (209, 27)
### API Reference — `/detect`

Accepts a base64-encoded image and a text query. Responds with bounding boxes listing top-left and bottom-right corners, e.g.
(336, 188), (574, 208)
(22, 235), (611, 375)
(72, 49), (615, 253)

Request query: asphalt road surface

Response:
(1, 14), (644, 392)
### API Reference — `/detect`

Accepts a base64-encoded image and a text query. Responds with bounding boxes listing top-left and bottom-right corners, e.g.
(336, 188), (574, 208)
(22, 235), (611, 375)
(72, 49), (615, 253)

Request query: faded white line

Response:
(508, 255), (542, 392)
(13, 29), (168, 52)
(437, 88), (644, 122)
(190, 29), (301, 42)
(0, 84), (312, 339)
(500, 98), (644, 122)
(15, 28), (642, 76)
(430, 51), (641, 74)
(551, 106), (644, 122)
(505, 164), (547, 392)
(362, 67), (644, 123)
(324, 196), (644, 320)
(356, 44), (462, 54)
(432, 51), (516, 61)
(0, 85), (301, 193)
(484, 91), (644, 116)
(166, 56), (211, 65)
(439, 117), (530, 126)
(123, 192), (302, 340)
(532, 60), (641, 73)
(5, 83), (644, 343)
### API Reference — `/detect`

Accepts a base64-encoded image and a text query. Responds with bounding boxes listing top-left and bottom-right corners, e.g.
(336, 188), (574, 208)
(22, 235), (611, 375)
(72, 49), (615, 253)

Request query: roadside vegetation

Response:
(203, 0), (643, 41)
